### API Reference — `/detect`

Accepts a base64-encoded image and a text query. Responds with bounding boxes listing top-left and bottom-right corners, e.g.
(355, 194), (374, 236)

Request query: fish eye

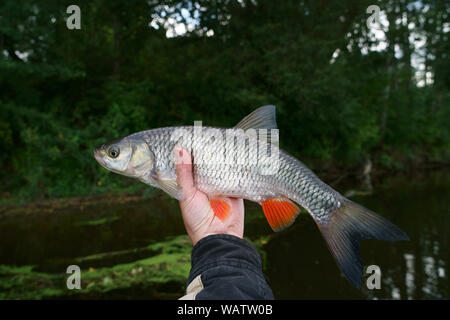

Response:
(108, 147), (120, 158)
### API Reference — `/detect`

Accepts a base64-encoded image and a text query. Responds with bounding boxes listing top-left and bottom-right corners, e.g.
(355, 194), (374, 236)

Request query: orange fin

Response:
(261, 198), (300, 232)
(210, 198), (231, 221)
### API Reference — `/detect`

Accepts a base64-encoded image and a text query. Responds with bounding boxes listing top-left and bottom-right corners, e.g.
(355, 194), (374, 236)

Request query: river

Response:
(0, 170), (448, 299)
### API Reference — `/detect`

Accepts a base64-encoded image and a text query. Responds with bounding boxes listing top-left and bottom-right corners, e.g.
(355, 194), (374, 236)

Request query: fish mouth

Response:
(94, 146), (126, 175)
(94, 147), (107, 168)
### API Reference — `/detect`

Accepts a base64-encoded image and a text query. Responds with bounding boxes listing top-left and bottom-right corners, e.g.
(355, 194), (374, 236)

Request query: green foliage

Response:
(0, 0), (449, 200)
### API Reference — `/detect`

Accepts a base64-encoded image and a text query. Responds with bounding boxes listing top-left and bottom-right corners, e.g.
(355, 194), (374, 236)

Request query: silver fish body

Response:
(94, 105), (408, 288)
(128, 126), (341, 225)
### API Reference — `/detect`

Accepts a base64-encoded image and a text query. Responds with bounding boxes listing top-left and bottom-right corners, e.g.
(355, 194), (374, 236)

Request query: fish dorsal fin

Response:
(234, 105), (278, 130)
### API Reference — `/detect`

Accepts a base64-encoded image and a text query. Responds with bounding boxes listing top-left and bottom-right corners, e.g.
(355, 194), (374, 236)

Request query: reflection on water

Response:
(404, 253), (415, 298)
(0, 170), (448, 299)
(0, 196), (187, 270)
(264, 170), (449, 299)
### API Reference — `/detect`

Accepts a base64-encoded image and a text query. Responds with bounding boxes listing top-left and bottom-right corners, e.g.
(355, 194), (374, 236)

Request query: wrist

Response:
(190, 231), (244, 246)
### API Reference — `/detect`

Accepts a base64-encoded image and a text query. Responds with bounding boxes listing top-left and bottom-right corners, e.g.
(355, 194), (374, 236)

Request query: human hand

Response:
(174, 147), (245, 246)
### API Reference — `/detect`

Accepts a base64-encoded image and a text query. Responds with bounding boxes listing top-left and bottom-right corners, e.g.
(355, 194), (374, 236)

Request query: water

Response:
(264, 170), (449, 299)
(0, 170), (448, 299)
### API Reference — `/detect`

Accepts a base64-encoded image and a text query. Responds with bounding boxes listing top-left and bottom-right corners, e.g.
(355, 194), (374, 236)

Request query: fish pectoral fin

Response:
(152, 170), (183, 200)
(209, 197), (231, 222)
(156, 178), (183, 200)
(234, 105), (278, 130)
(261, 198), (300, 232)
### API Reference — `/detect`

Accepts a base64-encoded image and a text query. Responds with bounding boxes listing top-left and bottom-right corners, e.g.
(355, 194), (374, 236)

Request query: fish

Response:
(94, 105), (409, 288)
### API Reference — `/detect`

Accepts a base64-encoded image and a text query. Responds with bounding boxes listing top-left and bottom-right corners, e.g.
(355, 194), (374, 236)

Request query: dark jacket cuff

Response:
(187, 234), (274, 300)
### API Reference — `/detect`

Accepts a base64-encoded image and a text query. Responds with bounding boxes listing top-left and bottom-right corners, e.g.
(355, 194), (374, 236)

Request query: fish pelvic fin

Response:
(234, 105), (278, 130)
(209, 197), (231, 221)
(317, 199), (409, 289)
(261, 197), (300, 232)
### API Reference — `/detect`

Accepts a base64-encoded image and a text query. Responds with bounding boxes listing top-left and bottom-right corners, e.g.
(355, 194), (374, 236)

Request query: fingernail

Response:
(174, 147), (184, 165)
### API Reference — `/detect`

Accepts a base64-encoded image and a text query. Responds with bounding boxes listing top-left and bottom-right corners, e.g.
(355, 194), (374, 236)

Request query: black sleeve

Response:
(185, 234), (274, 300)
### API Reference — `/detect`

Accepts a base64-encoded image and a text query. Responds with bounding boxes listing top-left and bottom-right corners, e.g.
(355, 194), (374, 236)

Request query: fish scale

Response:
(95, 105), (409, 289)
(137, 124), (346, 223)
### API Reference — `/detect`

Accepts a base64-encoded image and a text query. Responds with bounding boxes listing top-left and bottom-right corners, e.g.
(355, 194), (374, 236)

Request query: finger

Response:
(174, 147), (196, 201)
(229, 197), (245, 217)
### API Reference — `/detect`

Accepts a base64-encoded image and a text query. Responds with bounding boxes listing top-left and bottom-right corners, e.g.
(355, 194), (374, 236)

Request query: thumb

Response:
(174, 147), (196, 201)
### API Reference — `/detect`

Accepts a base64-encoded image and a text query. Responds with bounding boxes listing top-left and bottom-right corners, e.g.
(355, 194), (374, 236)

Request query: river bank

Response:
(2, 161), (448, 216)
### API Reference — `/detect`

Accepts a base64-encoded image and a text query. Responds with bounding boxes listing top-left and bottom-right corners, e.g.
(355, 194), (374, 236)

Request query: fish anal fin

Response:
(261, 198), (300, 232)
(209, 197), (231, 221)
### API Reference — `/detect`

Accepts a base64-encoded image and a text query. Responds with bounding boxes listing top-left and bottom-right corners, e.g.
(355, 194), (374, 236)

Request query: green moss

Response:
(76, 216), (121, 226)
(0, 234), (272, 299)
(0, 265), (65, 299)
(0, 265), (35, 274)
(0, 235), (192, 299)
(80, 235), (192, 292)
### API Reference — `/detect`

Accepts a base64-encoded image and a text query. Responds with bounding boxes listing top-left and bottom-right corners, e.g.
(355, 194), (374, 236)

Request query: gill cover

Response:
(95, 138), (154, 178)
(127, 141), (155, 176)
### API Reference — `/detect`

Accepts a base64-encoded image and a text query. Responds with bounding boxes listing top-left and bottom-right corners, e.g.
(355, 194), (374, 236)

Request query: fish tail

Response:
(316, 198), (409, 288)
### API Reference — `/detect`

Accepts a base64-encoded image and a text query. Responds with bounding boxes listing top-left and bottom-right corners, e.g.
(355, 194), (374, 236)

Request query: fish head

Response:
(94, 137), (154, 178)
